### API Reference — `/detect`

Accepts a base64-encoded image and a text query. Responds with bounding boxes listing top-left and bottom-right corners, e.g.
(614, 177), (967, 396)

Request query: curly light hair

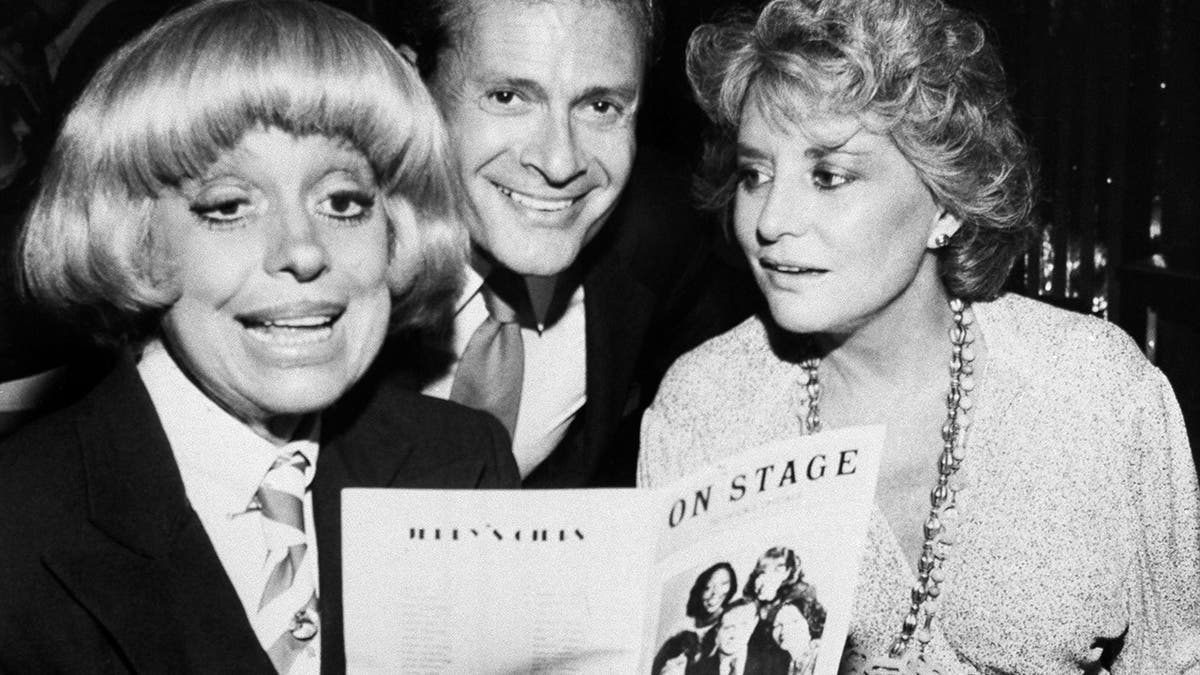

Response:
(688, 0), (1037, 300)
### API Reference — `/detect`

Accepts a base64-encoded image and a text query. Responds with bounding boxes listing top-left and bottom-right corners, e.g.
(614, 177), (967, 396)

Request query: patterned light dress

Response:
(638, 294), (1200, 673)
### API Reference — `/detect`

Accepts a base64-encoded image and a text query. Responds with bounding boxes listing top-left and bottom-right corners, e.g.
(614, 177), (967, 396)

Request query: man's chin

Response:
(479, 230), (590, 277)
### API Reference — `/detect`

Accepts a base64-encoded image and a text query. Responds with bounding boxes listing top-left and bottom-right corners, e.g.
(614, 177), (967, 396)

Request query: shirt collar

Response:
(456, 264), (486, 315)
(137, 340), (320, 519)
(462, 253), (574, 333)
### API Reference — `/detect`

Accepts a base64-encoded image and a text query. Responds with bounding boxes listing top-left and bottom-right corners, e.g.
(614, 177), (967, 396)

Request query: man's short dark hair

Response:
(401, 0), (661, 79)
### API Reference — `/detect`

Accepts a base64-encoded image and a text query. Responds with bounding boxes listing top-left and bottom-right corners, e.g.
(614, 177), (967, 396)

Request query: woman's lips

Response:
(237, 302), (345, 346)
(760, 258), (829, 275)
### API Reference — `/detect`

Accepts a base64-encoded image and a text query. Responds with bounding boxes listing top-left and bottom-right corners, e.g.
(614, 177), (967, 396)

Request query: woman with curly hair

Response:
(744, 546), (812, 608)
(637, 0), (1199, 671)
(770, 595), (826, 675)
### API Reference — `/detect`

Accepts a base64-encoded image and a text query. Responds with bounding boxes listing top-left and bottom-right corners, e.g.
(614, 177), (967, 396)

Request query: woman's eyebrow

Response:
(734, 143), (771, 160)
(800, 124), (869, 158)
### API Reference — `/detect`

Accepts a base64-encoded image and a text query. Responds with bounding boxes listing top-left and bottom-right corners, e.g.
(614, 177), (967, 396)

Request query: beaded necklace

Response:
(797, 298), (976, 673)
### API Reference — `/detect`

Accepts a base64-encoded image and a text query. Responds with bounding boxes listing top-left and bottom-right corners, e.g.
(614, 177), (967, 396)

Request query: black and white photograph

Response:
(652, 549), (828, 675)
(1, 0), (1197, 672)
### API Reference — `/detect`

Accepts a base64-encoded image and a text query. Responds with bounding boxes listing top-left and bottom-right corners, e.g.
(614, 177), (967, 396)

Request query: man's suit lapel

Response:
(528, 241), (652, 487)
(40, 359), (271, 673)
(583, 245), (655, 472)
(518, 217), (656, 487)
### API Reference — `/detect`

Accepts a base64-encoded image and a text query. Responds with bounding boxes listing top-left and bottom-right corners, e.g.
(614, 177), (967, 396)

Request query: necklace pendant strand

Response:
(797, 298), (975, 672)
(799, 354), (822, 435)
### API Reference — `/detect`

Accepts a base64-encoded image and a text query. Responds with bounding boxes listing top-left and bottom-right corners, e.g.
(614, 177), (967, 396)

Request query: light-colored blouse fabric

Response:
(638, 294), (1200, 673)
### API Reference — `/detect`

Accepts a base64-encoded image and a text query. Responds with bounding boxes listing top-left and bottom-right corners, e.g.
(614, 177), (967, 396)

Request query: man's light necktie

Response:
(256, 449), (319, 672)
(449, 276), (525, 438)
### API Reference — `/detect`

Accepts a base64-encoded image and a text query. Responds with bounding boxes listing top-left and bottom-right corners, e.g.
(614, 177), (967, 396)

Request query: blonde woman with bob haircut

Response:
(22, 0), (462, 339)
(0, 0), (519, 671)
(638, 0), (1200, 671)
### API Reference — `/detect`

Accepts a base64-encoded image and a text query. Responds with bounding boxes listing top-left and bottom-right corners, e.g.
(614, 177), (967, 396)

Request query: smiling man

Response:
(394, 0), (752, 487)
(433, 0), (639, 277)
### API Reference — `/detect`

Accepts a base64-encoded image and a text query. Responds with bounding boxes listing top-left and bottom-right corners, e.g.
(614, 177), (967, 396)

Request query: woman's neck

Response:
(255, 415), (309, 447)
(813, 276), (954, 391)
(155, 336), (312, 447)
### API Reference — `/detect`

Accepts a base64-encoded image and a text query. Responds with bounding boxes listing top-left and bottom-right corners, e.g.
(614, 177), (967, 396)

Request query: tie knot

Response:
(271, 449), (310, 472)
(256, 449), (309, 526)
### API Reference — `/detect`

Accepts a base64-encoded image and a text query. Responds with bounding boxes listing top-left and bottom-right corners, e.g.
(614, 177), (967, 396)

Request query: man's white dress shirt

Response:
(422, 265), (587, 478)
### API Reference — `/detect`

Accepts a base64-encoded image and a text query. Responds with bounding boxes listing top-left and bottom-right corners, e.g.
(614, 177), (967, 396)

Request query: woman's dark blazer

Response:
(0, 354), (520, 674)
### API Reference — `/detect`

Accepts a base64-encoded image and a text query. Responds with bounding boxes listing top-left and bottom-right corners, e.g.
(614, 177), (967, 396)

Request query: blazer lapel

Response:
(311, 414), (389, 675)
(40, 360), (270, 673)
(314, 375), (490, 674)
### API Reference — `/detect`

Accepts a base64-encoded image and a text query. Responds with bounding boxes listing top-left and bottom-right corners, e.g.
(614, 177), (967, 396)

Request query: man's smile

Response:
(492, 182), (583, 212)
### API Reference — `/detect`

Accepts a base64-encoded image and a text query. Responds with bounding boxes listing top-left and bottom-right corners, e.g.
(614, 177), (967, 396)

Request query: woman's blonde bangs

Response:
(21, 0), (464, 341)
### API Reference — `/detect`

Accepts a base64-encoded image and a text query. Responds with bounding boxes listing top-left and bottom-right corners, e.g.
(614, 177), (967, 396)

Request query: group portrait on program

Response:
(652, 548), (827, 675)
(0, 0), (1196, 673)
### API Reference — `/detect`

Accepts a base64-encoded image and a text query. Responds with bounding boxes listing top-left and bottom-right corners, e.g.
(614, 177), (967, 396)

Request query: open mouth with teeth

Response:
(494, 183), (579, 213)
(761, 259), (828, 275)
(239, 313), (341, 346)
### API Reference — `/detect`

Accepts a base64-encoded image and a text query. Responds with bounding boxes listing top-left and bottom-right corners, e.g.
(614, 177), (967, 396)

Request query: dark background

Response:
(3, 0), (1198, 459)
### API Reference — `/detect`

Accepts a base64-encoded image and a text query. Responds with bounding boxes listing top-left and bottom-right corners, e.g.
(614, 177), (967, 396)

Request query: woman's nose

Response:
(755, 181), (814, 243)
(266, 210), (329, 282)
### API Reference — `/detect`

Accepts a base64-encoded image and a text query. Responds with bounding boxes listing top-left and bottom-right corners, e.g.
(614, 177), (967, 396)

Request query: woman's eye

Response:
(318, 191), (374, 220)
(737, 167), (771, 191)
(191, 199), (249, 224)
(812, 168), (852, 189)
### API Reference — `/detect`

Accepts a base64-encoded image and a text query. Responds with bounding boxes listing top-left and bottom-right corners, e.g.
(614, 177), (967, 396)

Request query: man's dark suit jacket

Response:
(388, 151), (757, 488)
(687, 646), (794, 675)
(525, 152), (756, 487)
(0, 355), (520, 673)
